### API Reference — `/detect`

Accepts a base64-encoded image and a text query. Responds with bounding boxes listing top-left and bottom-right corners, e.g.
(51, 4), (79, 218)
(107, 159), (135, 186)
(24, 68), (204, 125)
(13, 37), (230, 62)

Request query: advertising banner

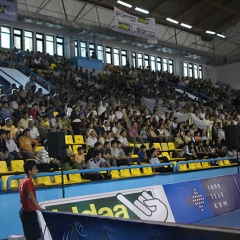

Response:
(0, 0), (18, 22)
(114, 7), (156, 39)
(39, 186), (175, 240)
(164, 180), (213, 223)
(42, 211), (240, 240)
(201, 175), (240, 216)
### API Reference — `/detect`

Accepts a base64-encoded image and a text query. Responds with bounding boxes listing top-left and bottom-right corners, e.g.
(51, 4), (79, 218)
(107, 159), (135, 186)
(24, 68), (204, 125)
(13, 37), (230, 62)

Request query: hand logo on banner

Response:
(117, 191), (168, 222)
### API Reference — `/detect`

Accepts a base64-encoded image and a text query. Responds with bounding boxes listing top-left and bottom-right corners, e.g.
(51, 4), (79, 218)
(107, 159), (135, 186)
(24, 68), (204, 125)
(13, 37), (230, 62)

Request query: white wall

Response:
(216, 62), (240, 89)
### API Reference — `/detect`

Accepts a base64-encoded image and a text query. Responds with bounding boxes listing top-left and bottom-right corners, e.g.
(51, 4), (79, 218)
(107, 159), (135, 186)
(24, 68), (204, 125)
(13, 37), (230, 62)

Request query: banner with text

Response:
(0, 0), (18, 22)
(114, 7), (156, 39)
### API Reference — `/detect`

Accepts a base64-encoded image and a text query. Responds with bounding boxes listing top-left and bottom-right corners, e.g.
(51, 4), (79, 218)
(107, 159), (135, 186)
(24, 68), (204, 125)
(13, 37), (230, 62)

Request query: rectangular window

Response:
(46, 35), (54, 55)
(56, 37), (64, 56)
(89, 43), (95, 58)
(183, 62), (188, 77)
(106, 47), (112, 64)
(121, 50), (127, 66)
(1, 26), (11, 49)
(157, 57), (161, 71)
(13, 29), (22, 50)
(151, 55), (156, 71)
(36, 33), (44, 53)
(169, 59), (173, 74)
(144, 54), (149, 69)
(189, 63), (193, 78)
(194, 64), (198, 79)
(137, 53), (143, 68)
(132, 52), (136, 68)
(113, 48), (120, 66)
(199, 65), (203, 79)
(75, 40), (78, 57)
(24, 31), (33, 51)
(80, 41), (87, 57)
(163, 58), (168, 72)
(97, 45), (104, 62)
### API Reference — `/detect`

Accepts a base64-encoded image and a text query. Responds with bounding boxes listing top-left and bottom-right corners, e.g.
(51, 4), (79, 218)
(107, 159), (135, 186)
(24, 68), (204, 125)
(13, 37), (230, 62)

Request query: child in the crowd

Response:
(138, 144), (148, 162)
(139, 124), (147, 143)
(74, 146), (86, 169)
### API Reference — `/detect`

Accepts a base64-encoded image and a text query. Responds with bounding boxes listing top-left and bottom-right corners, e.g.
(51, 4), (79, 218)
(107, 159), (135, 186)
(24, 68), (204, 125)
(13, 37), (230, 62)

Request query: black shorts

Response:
(19, 208), (41, 240)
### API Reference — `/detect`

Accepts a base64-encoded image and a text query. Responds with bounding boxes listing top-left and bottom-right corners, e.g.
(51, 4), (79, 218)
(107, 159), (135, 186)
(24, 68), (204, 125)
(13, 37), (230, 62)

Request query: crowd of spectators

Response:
(0, 48), (240, 177)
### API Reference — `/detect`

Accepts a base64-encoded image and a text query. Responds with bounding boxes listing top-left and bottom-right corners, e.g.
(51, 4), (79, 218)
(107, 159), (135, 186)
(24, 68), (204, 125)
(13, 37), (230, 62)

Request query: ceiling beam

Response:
(61, 0), (68, 20)
(204, 0), (240, 16)
(74, 0), (88, 22)
(173, 0), (200, 19)
(214, 14), (240, 31)
(150, 0), (167, 11)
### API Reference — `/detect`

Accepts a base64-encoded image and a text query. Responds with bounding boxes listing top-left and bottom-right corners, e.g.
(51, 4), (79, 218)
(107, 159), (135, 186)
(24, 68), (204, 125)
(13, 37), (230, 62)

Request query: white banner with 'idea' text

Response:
(114, 7), (156, 39)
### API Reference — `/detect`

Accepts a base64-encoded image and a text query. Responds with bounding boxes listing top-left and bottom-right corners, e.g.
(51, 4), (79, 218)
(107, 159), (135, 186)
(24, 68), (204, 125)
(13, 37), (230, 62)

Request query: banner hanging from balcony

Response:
(114, 7), (156, 39)
(0, 0), (18, 22)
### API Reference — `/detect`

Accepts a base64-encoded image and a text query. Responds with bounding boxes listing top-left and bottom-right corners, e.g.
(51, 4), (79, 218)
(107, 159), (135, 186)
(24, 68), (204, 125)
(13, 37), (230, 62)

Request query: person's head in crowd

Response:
(149, 142), (154, 149)
(89, 129), (97, 138)
(93, 150), (102, 161)
(116, 140), (122, 149)
(185, 130), (190, 136)
(28, 119), (35, 129)
(141, 124), (147, 131)
(188, 141), (194, 149)
(77, 146), (84, 155)
(22, 111), (29, 120)
(0, 129), (6, 139)
(104, 141), (110, 149)
(5, 118), (13, 127)
(103, 120), (110, 127)
(31, 102), (38, 110)
(23, 128), (31, 137)
(150, 148), (157, 157)
(2, 100), (8, 108)
(94, 142), (102, 150)
(55, 114), (62, 122)
(140, 145), (146, 152)
(111, 140), (117, 148)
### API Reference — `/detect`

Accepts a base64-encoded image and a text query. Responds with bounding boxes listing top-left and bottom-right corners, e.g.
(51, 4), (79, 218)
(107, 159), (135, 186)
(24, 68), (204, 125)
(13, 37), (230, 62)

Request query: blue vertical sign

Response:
(201, 175), (240, 216)
(0, 0), (18, 22)
(164, 180), (213, 223)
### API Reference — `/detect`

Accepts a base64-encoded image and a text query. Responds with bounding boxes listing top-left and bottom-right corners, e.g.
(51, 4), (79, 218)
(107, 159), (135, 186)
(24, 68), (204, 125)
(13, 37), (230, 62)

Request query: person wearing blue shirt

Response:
(138, 145), (148, 163)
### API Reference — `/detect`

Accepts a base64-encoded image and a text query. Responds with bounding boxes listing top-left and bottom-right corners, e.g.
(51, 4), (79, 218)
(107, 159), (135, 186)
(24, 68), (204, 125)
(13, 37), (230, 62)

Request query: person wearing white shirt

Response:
(28, 119), (41, 143)
(97, 99), (108, 116)
(86, 129), (98, 148)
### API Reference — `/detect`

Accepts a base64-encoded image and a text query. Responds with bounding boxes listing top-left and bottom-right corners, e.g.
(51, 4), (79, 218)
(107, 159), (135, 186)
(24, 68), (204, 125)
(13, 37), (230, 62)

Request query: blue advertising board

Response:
(163, 180), (213, 223)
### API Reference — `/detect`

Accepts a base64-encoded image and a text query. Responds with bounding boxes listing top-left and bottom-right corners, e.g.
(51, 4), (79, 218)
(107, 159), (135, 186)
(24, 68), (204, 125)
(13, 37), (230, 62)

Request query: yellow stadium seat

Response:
(11, 160), (24, 173)
(72, 145), (83, 154)
(128, 143), (134, 147)
(54, 174), (76, 184)
(131, 168), (142, 176)
(195, 162), (202, 168)
(65, 135), (74, 144)
(188, 163), (196, 170)
(53, 111), (58, 117)
(36, 176), (60, 186)
(168, 142), (181, 151)
(224, 160), (231, 166)
(68, 173), (90, 183)
(111, 170), (120, 179)
(142, 167), (156, 175)
(153, 143), (161, 150)
(120, 169), (131, 178)
(179, 164), (188, 171)
(202, 162), (210, 168)
(74, 135), (85, 144)
(160, 143), (169, 151)
(218, 160), (224, 166)
(35, 145), (44, 152)
(0, 161), (14, 174)
(162, 152), (185, 161)
(1, 175), (19, 190)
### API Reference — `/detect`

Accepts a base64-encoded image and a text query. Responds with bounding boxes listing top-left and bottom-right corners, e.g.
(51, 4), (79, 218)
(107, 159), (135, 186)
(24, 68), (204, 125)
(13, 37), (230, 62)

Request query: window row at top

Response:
(183, 62), (203, 79)
(75, 40), (174, 73)
(0, 26), (64, 56)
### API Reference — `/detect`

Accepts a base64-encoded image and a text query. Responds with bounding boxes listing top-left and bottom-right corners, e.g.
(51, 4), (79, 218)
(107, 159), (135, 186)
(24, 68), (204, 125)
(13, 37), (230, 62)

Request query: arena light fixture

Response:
(206, 30), (216, 35)
(180, 23), (192, 29)
(217, 33), (225, 38)
(166, 18), (179, 24)
(117, 1), (132, 8)
(135, 7), (149, 14)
